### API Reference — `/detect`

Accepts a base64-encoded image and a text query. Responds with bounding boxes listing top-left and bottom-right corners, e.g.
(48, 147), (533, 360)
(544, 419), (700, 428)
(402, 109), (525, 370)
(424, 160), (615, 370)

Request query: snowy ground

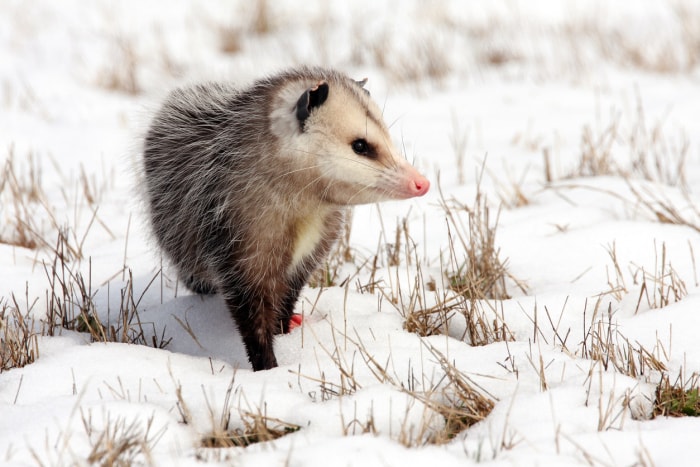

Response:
(2, 1), (700, 465)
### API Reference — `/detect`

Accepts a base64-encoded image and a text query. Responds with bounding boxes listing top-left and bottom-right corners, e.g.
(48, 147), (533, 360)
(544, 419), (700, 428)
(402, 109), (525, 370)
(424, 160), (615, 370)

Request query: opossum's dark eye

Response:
(351, 139), (370, 156)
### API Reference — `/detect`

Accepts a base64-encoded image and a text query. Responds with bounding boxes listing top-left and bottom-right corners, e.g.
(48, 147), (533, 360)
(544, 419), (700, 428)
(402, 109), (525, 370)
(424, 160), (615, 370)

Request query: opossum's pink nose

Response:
(394, 162), (430, 199)
(410, 174), (430, 197)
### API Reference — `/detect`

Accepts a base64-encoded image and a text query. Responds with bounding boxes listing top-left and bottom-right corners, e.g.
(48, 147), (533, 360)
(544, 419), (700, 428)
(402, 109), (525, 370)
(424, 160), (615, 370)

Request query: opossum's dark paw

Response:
(287, 314), (303, 332)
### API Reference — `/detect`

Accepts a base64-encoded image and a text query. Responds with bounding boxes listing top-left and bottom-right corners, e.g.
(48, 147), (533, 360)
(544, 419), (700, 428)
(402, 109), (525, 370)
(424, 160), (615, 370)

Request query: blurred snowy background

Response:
(2, 1), (700, 465)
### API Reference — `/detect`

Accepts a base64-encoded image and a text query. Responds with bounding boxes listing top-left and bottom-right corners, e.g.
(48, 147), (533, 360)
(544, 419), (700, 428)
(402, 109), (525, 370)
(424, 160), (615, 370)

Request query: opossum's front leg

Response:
(223, 287), (279, 371)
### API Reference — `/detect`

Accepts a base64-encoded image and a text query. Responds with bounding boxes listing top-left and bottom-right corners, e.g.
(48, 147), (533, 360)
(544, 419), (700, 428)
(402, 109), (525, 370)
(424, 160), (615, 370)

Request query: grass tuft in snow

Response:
(42, 235), (170, 348)
(197, 375), (301, 449)
(414, 343), (496, 444)
(0, 298), (39, 372)
(0, 147), (45, 249)
(654, 371), (700, 418)
(80, 412), (163, 467)
(200, 410), (301, 449)
(27, 411), (165, 467)
(604, 241), (688, 310)
(216, 0), (276, 55)
(443, 191), (509, 301)
(401, 173), (521, 344)
(579, 298), (667, 380)
(627, 181), (700, 234)
(557, 94), (690, 190)
(308, 325), (497, 445)
(1, 148), (157, 350)
(96, 36), (141, 95)
(0, 233), (169, 372)
(440, 166), (526, 302)
(1, 146), (114, 259)
(0, 154), (170, 371)
(364, 341), (496, 445)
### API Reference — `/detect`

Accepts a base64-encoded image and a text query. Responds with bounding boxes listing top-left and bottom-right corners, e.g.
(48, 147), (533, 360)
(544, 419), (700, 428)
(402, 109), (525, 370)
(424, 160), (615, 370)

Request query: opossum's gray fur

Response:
(142, 67), (416, 371)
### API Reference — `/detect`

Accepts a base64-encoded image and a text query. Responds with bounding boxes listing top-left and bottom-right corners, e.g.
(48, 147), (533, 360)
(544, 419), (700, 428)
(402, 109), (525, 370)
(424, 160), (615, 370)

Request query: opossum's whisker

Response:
(269, 163), (324, 184)
(345, 183), (383, 205)
(320, 144), (395, 173)
(378, 133), (400, 171)
(400, 137), (409, 166)
(295, 172), (328, 201)
(338, 154), (391, 173)
(289, 144), (391, 174)
(365, 112), (369, 141)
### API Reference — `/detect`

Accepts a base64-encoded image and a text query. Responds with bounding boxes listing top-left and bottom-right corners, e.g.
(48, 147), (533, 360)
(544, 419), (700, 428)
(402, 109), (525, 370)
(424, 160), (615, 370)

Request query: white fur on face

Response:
(310, 87), (402, 203)
(269, 76), (415, 205)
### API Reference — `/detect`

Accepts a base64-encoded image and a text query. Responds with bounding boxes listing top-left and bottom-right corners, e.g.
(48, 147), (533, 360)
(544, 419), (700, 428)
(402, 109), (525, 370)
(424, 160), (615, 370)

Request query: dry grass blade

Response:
(449, 111), (469, 185)
(627, 180), (700, 233)
(603, 242), (627, 301)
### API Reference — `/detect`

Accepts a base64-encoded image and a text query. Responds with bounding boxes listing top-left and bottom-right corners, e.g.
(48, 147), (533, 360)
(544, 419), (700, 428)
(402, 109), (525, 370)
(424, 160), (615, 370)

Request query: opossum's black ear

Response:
(296, 81), (329, 130)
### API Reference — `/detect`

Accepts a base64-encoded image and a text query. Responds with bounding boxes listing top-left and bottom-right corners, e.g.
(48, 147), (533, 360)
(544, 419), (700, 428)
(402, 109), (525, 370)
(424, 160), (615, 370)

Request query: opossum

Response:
(142, 67), (429, 371)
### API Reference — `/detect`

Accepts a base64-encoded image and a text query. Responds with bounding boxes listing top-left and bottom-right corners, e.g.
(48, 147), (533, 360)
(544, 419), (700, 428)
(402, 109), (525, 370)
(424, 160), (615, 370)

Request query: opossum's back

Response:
(142, 84), (244, 264)
(143, 83), (239, 172)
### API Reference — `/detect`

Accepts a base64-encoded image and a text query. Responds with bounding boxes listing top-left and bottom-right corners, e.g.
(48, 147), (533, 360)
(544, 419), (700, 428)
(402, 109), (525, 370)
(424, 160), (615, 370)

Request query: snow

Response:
(2, 0), (700, 465)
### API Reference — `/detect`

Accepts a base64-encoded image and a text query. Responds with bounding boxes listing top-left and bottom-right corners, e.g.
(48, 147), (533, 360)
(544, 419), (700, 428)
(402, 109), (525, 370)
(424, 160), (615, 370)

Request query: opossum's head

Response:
(269, 71), (430, 205)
